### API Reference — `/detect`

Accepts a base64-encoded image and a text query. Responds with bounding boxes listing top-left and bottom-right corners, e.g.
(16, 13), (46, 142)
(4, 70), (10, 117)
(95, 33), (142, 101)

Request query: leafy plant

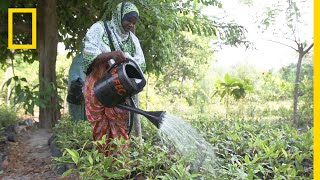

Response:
(53, 116), (212, 179)
(52, 116), (92, 150)
(191, 118), (313, 179)
(2, 75), (55, 115)
(213, 73), (254, 119)
(0, 105), (17, 142)
(0, 105), (17, 128)
(52, 114), (312, 179)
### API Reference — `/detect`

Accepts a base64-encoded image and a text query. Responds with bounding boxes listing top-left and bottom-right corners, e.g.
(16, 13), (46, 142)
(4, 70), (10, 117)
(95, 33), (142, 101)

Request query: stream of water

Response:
(158, 113), (217, 175)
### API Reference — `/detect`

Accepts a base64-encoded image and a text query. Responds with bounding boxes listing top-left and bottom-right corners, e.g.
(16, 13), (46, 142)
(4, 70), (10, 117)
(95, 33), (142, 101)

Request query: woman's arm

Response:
(91, 50), (127, 68)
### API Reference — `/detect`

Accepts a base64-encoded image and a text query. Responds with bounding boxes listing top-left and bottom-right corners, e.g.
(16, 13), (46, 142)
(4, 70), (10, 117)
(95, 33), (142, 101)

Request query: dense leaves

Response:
(0, 1), (38, 65)
(0, 0), (248, 71)
(212, 73), (253, 119)
(0, 105), (17, 129)
(53, 116), (313, 179)
(192, 118), (313, 179)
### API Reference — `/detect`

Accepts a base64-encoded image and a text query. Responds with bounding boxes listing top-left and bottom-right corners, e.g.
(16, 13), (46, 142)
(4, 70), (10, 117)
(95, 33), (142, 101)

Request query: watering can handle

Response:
(127, 58), (139, 68)
(106, 58), (138, 73)
(126, 59), (146, 89)
(106, 59), (117, 73)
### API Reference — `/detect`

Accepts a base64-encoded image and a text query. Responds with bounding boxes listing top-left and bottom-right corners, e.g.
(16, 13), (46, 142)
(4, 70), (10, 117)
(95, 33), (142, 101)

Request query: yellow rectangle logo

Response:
(8, 8), (37, 49)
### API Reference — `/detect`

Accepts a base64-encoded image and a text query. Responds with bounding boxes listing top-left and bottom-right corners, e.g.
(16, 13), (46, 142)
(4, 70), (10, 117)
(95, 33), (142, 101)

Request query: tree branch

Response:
(265, 39), (298, 51)
(290, 25), (298, 44)
(285, 37), (298, 44)
(303, 43), (314, 55)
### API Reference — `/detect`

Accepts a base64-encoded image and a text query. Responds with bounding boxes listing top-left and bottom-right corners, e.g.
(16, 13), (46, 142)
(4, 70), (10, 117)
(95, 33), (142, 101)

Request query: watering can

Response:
(93, 58), (165, 128)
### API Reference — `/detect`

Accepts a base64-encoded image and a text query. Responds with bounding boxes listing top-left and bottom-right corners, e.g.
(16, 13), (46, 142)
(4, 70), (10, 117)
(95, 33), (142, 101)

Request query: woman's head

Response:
(112, 2), (139, 33)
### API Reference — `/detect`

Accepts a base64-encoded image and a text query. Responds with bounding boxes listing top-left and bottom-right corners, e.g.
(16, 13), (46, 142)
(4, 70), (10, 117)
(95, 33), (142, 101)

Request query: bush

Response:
(190, 119), (313, 179)
(0, 105), (17, 128)
(53, 116), (202, 179)
(0, 105), (17, 142)
(53, 116), (313, 179)
(52, 115), (92, 150)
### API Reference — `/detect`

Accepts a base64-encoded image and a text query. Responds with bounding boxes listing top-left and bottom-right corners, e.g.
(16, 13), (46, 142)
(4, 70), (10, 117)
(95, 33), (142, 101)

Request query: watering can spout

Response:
(144, 111), (165, 129)
(117, 104), (165, 129)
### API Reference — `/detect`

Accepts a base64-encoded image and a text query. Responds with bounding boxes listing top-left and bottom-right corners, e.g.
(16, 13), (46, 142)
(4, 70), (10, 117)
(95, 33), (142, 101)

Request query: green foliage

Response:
(131, 0), (249, 72)
(139, 60), (313, 123)
(279, 63), (314, 125)
(279, 63), (313, 83)
(135, 31), (214, 119)
(55, 0), (249, 73)
(55, 137), (181, 179)
(53, 115), (312, 179)
(56, 62), (69, 109)
(57, 0), (108, 58)
(298, 74), (313, 125)
(0, 105), (17, 128)
(257, 71), (292, 101)
(52, 116), (92, 149)
(3, 76), (55, 115)
(154, 32), (213, 102)
(160, 32), (212, 79)
(0, 55), (71, 116)
(0, 0), (38, 65)
(0, 105), (17, 142)
(213, 73), (254, 119)
(1, 0), (248, 69)
(53, 117), (188, 179)
(190, 119), (313, 179)
(214, 73), (253, 100)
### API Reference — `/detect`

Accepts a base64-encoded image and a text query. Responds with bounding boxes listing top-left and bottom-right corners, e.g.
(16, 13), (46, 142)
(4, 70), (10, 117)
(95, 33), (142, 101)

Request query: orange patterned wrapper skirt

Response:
(84, 63), (129, 156)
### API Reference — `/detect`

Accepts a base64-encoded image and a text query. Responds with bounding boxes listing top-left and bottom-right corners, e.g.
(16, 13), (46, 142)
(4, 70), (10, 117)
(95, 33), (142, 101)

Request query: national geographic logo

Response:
(8, 8), (37, 49)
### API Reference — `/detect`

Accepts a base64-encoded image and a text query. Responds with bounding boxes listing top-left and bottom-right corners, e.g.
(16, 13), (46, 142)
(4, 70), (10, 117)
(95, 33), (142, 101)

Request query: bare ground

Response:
(0, 128), (63, 180)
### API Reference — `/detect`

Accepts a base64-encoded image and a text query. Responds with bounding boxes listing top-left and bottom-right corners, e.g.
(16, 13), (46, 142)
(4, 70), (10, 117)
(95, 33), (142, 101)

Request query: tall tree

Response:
(37, 0), (60, 128)
(257, 0), (313, 124)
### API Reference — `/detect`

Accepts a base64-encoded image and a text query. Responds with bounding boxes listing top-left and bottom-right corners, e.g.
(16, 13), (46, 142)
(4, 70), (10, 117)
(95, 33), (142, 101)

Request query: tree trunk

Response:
(293, 52), (303, 124)
(292, 43), (313, 124)
(37, 0), (60, 128)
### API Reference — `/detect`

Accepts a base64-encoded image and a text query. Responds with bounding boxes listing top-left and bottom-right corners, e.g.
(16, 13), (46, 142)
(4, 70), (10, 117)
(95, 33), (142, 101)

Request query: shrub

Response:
(52, 115), (92, 150)
(0, 105), (17, 142)
(190, 119), (313, 179)
(53, 116), (313, 179)
(53, 116), (202, 179)
(0, 105), (17, 128)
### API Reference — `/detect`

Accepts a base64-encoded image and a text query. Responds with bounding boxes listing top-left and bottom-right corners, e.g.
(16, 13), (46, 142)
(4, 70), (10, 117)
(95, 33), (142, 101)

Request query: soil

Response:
(0, 128), (64, 180)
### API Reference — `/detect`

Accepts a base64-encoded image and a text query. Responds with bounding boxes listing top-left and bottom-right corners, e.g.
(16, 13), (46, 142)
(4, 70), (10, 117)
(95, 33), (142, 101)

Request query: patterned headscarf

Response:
(109, 2), (139, 40)
(82, 1), (145, 74)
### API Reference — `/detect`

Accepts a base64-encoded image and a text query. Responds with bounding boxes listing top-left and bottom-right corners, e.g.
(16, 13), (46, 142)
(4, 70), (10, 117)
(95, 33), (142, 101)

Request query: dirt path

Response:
(0, 128), (62, 180)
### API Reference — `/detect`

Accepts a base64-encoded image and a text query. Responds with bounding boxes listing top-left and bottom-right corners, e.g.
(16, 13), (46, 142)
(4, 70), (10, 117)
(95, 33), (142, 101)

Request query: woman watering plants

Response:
(82, 1), (145, 156)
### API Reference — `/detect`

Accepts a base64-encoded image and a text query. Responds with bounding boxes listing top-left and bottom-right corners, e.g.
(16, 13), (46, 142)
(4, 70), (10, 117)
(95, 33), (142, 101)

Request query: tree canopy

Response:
(1, 0), (248, 70)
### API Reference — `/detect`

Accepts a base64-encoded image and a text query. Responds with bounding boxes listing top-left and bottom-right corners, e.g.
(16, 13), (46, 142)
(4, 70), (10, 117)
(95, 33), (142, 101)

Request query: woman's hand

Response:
(111, 51), (127, 63)
(93, 51), (127, 68)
